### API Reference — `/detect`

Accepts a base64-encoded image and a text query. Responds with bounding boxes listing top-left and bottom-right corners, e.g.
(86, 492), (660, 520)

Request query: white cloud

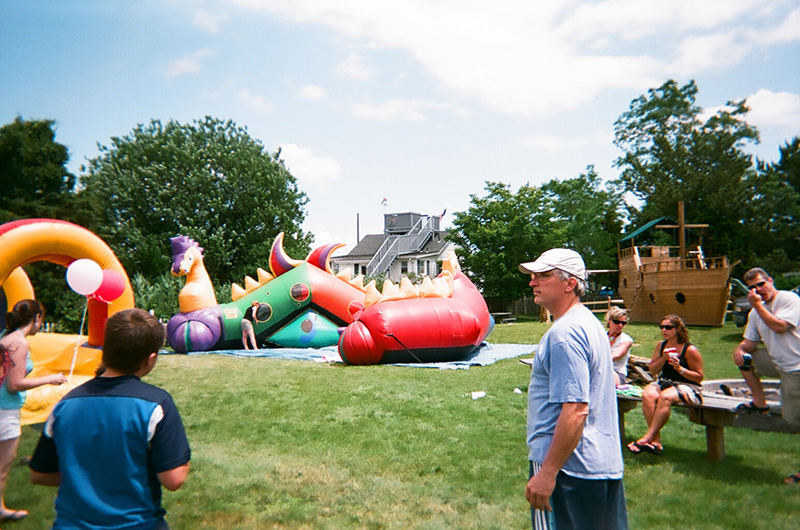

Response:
(670, 31), (750, 76)
(297, 84), (328, 101)
(278, 143), (341, 190)
(350, 98), (463, 123)
(751, 6), (800, 45)
(193, 9), (228, 34)
(520, 130), (611, 152)
(351, 99), (427, 123)
(237, 88), (274, 113)
(309, 229), (336, 245)
(336, 54), (371, 80)
(746, 89), (800, 128)
(229, 0), (792, 116)
(163, 48), (215, 80)
(560, 0), (761, 41)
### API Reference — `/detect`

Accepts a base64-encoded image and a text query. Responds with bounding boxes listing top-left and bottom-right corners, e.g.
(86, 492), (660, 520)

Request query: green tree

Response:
(742, 137), (800, 272)
(0, 116), (86, 330)
(0, 116), (76, 221)
(448, 181), (562, 307)
(540, 166), (626, 271)
(79, 117), (312, 286)
(613, 80), (759, 258)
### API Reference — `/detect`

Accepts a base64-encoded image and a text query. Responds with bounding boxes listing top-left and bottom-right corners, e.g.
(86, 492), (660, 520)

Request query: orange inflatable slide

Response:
(0, 219), (134, 424)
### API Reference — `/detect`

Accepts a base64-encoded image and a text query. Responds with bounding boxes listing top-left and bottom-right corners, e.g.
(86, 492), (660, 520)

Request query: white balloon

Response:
(66, 259), (103, 296)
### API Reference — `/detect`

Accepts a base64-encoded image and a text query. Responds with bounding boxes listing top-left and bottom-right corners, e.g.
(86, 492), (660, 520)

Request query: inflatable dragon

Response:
(166, 233), (493, 364)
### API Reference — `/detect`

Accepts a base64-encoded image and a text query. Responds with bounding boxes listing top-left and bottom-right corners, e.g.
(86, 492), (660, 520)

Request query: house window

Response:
(401, 260), (408, 274)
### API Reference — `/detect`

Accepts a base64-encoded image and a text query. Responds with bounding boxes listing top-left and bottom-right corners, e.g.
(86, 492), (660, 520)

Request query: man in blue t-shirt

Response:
(520, 249), (627, 530)
(30, 309), (191, 530)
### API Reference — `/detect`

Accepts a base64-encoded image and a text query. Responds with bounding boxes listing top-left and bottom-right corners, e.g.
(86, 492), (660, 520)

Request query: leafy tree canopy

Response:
(741, 137), (800, 271)
(449, 172), (627, 307)
(613, 79), (759, 258)
(79, 117), (312, 286)
(540, 166), (625, 271)
(448, 182), (563, 306)
(0, 116), (76, 221)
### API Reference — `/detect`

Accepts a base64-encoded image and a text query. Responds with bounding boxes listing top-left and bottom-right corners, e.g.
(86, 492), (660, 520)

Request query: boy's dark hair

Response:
(102, 309), (165, 374)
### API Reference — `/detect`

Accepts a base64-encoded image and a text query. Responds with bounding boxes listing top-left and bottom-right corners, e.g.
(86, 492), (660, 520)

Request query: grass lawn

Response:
(7, 318), (800, 529)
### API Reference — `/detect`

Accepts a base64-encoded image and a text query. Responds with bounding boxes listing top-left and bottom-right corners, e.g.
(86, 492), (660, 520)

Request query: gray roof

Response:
(333, 231), (451, 261)
(334, 234), (386, 260)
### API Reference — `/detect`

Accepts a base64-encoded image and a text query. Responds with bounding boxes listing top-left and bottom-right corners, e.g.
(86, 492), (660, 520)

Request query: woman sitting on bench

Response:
(628, 314), (704, 455)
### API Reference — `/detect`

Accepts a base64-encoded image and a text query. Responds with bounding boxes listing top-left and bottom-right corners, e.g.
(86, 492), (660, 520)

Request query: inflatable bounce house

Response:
(167, 233), (494, 364)
(0, 219), (135, 424)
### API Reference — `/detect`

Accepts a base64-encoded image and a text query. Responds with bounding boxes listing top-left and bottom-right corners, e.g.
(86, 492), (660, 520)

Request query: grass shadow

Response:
(652, 446), (785, 485)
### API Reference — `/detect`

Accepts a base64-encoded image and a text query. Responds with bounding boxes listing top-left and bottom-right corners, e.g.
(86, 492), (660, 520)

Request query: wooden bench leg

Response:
(705, 425), (725, 461)
(616, 399), (639, 450)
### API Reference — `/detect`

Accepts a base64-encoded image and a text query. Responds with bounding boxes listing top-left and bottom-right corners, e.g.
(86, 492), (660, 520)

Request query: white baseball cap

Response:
(519, 248), (587, 280)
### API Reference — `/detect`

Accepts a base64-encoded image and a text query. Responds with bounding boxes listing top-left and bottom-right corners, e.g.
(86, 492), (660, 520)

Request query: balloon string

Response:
(69, 298), (88, 381)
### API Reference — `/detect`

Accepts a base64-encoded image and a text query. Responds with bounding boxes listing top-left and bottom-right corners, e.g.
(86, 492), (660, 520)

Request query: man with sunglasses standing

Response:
(732, 267), (800, 485)
(520, 249), (627, 530)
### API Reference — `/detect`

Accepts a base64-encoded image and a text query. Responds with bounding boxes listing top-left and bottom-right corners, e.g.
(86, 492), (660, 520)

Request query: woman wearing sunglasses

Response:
(606, 307), (633, 387)
(627, 314), (704, 456)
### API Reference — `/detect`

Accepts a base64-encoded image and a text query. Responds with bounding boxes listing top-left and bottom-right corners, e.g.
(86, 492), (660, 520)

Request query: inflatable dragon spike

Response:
(306, 242), (345, 274)
(233, 234), (345, 302)
(231, 267), (276, 302)
(269, 232), (304, 277)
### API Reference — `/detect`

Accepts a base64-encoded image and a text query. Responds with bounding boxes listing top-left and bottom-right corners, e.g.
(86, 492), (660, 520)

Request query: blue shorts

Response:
(530, 461), (628, 530)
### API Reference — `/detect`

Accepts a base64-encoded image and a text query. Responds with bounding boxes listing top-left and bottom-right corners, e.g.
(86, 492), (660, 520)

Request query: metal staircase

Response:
(366, 216), (437, 277)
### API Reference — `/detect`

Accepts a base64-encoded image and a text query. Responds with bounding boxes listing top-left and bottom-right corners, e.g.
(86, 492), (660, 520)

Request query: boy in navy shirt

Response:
(30, 308), (191, 529)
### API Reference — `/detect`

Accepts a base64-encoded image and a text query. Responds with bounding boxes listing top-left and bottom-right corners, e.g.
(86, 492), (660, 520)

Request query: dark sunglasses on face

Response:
(611, 319), (627, 326)
(747, 281), (767, 290)
(660, 324), (675, 330)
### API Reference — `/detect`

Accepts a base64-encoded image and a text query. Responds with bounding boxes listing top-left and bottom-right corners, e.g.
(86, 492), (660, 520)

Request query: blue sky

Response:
(2, 1), (799, 256)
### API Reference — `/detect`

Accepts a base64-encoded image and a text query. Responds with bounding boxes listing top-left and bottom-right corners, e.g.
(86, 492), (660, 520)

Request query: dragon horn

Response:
(306, 243), (345, 274)
(269, 232), (303, 277)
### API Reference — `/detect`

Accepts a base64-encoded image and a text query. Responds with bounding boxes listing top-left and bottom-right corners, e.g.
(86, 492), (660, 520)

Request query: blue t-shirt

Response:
(527, 304), (623, 479)
(30, 375), (191, 530)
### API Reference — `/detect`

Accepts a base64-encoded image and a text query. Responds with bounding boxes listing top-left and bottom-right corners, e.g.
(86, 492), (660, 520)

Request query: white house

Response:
(331, 212), (455, 282)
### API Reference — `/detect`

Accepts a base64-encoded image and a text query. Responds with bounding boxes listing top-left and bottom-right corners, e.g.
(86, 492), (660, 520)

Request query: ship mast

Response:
(655, 201), (708, 266)
(678, 201), (686, 260)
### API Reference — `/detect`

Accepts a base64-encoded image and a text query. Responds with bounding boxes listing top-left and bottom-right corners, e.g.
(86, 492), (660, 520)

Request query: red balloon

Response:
(94, 269), (125, 302)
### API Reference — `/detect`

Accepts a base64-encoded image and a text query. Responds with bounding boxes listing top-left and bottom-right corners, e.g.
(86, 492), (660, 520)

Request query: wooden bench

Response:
(523, 357), (791, 461)
(617, 392), (789, 461)
(491, 312), (516, 324)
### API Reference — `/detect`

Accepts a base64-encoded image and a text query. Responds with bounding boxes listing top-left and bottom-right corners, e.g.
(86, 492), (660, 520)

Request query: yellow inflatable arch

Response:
(0, 218), (134, 314)
(0, 219), (135, 424)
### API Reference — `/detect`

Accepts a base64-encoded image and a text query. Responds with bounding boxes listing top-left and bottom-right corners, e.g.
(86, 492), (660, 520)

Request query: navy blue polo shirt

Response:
(30, 375), (191, 529)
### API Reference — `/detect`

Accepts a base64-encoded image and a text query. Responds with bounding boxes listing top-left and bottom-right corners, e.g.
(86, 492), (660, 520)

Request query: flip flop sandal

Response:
(784, 473), (800, 485)
(627, 441), (663, 456)
(0, 510), (28, 523)
(735, 401), (770, 415)
(639, 442), (663, 456)
(627, 441), (646, 455)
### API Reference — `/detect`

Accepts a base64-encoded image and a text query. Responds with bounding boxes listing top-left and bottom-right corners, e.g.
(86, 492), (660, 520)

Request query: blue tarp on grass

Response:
(167, 342), (536, 370)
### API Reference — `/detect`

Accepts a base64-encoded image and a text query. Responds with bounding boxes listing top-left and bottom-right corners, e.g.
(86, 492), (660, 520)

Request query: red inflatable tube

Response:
(338, 271), (493, 365)
(306, 264), (365, 323)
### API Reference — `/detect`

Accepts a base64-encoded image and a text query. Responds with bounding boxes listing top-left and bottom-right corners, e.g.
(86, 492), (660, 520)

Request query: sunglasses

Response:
(747, 281), (767, 290)
(611, 319), (627, 326)
(660, 324), (675, 330)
